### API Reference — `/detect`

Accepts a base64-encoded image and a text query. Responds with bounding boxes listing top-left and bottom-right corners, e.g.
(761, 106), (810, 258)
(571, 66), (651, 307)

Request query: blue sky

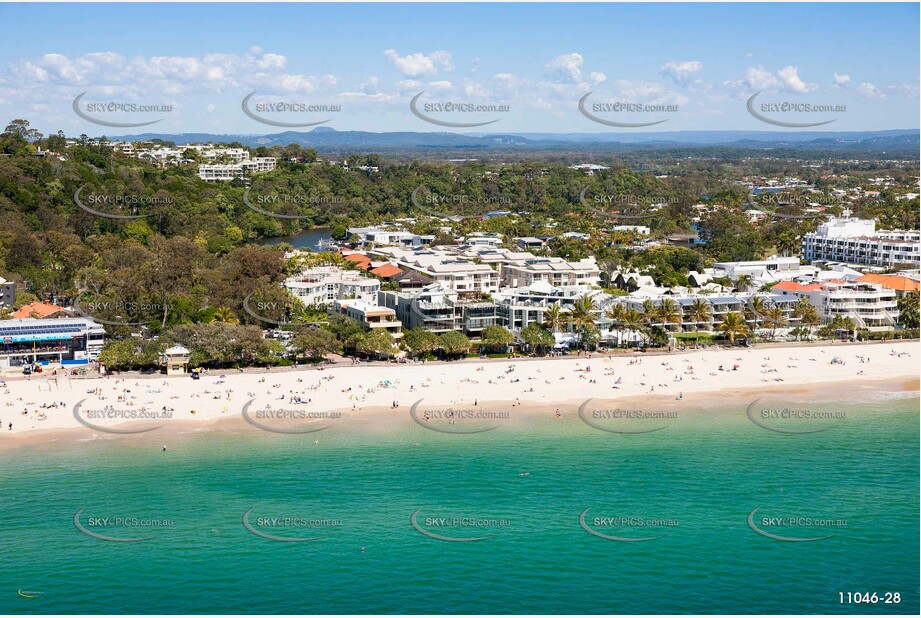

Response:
(0, 2), (918, 135)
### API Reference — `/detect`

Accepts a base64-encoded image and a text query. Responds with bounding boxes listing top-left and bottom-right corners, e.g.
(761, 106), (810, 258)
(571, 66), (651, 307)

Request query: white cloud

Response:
(660, 60), (703, 85)
(834, 72), (850, 85)
(589, 71), (606, 84)
(395, 79), (422, 90)
(383, 49), (453, 77)
(857, 82), (881, 98)
(777, 65), (815, 93)
(543, 53), (585, 83)
(462, 80), (490, 98)
(427, 80), (453, 90)
(744, 65), (780, 90)
(6, 48), (335, 97)
(725, 65), (815, 94)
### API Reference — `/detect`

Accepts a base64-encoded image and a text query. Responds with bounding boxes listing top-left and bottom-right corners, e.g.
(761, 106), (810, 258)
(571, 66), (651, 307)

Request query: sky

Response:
(0, 2), (918, 136)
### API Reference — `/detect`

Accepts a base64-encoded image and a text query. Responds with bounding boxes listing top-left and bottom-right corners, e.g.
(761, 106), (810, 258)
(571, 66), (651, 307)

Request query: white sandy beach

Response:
(0, 340), (918, 443)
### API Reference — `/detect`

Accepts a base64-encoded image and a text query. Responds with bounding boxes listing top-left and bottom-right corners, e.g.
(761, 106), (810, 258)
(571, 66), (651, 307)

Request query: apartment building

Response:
(198, 157), (276, 182)
(334, 299), (403, 340)
(712, 256), (819, 285)
(369, 248), (500, 295)
(378, 285), (499, 335)
(347, 226), (433, 247)
(801, 217), (920, 269)
(0, 277), (15, 308)
(500, 255), (601, 289)
(772, 279), (898, 330)
(452, 247), (601, 289)
(603, 293), (800, 335)
(285, 266), (380, 307)
(493, 283), (591, 333)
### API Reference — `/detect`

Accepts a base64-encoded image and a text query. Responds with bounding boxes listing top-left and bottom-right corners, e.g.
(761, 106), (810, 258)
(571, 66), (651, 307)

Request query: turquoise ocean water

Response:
(0, 394), (917, 614)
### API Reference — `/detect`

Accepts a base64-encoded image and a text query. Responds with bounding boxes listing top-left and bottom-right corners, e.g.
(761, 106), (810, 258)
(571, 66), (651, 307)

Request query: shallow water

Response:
(1, 395), (917, 614)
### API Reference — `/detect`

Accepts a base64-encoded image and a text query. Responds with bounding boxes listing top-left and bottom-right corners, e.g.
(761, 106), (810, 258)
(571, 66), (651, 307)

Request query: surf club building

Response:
(0, 317), (105, 369)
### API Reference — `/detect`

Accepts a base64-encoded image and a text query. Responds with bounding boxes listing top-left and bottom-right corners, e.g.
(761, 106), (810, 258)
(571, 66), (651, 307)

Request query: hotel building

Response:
(801, 217), (920, 269)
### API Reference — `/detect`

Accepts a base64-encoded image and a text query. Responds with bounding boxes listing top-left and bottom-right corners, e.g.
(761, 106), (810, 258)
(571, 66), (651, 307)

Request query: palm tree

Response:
(541, 303), (564, 334)
(897, 290), (919, 329)
(212, 306), (239, 324)
(717, 312), (751, 345)
(764, 305), (787, 340)
(641, 299), (658, 323)
(605, 302), (628, 347)
(793, 297), (820, 340)
(569, 296), (598, 349)
(622, 308), (648, 346)
(775, 232), (799, 257)
(658, 298), (683, 332)
(831, 315), (856, 340)
(736, 274), (753, 292)
(745, 296), (768, 340)
(687, 298), (712, 346)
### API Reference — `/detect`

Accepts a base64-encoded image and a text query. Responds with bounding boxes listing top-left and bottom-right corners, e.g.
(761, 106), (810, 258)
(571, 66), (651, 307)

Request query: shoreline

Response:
(1, 340), (917, 447)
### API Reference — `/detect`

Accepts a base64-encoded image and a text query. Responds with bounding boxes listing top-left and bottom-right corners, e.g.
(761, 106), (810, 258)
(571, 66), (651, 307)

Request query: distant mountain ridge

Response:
(107, 127), (919, 156)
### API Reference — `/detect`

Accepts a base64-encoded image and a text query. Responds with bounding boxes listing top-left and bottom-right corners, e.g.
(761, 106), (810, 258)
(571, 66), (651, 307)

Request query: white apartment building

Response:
(500, 256), (601, 289)
(801, 216), (920, 269)
(369, 247), (500, 295)
(198, 157), (276, 182)
(712, 256), (818, 284)
(285, 266), (380, 307)
(182, 145), (251, 163)
(334, 299), (403, 341)
(347, 226), (432, 247)
(772, 279), (898, 330)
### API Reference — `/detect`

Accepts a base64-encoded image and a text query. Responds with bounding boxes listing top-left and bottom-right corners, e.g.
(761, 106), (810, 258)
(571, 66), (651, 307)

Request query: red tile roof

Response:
(343, 253), (372, 270)
(12, 301), (66, 319)
(772, 281), (821, 293)
(370, 264), (403, 278)
(857, 273), (920, 292)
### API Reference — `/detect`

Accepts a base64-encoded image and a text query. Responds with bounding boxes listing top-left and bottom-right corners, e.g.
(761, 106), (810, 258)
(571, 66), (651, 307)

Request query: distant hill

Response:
(108, 128), (920, 157)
